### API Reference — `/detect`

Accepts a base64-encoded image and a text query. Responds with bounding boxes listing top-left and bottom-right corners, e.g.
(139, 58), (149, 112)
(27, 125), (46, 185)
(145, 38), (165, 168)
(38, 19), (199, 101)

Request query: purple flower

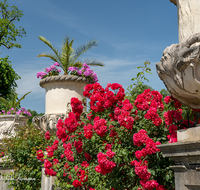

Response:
(50, 65), (56, 71)
(45, 67), (51, 73)
(54, 62), (60, 66)
(7, 111), (11, 115)
(68, 67), (77, 72)
(21, 107), (25, 111)
(77, 70), (82, 75)
(2, 110), (5, 113)
(37, 71), (47, 79)
(58, 69), (61, 73)
(16, 110), (22, 115)
(83, 63), (89, 69)
(11, 108), (15, 111)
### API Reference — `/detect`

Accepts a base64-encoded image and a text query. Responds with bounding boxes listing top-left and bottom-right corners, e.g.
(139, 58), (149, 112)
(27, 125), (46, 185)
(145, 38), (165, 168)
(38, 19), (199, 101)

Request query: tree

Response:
(0, 0), (26, 50)
(37, 36), (104, 74)
(0, 56), (20, 98)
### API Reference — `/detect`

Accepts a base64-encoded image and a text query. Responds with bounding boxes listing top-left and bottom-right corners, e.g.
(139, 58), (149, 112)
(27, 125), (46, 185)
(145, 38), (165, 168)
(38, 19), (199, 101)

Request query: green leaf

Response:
(91, 136), (96, 142)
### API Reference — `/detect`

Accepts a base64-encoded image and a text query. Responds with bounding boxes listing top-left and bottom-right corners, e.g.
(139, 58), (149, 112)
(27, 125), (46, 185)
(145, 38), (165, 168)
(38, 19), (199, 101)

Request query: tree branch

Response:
(0, 42), (11, 49)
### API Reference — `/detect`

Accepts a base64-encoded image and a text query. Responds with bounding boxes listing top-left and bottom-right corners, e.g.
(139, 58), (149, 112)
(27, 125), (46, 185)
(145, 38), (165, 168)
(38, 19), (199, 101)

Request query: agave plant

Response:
(37, 36), (104, 74)
(0, 91), (31, 112)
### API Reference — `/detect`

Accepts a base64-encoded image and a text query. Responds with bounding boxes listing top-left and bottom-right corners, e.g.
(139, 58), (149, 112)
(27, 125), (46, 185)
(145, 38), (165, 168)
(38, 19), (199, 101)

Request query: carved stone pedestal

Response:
(33, 75), (90, 132)
(0, 115), (28, 141)
(157, 140), (200, 190)
(0, 159), (13, 190)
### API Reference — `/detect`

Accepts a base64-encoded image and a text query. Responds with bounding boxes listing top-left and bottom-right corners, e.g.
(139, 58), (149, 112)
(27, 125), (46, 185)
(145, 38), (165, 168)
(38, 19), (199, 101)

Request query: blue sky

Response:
(1, 0), (178, 114)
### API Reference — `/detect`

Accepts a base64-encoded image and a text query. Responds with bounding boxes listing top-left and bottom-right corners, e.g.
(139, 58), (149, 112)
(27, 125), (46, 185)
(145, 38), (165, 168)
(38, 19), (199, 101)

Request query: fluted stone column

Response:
(169, 0), (200, 43)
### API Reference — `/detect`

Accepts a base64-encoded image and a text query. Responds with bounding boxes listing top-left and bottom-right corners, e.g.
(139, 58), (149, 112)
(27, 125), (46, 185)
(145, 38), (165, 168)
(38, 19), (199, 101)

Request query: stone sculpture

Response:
(32, 113), (66, 133)
(156, 33), (200, 109)
(0, 114), (21, 141)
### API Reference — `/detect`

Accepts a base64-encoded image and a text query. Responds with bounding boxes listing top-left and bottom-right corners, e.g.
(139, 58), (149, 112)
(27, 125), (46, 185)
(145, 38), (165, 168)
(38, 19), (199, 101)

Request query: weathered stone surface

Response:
(0, 115), (28, 141)
(177, 125), (200, 142)
(158, 141), (200, 190)
(156, 33), (200, 109)
(176, 0), (200, 43)
(32, 113), (66, 133)
(0, 167), (14, 190)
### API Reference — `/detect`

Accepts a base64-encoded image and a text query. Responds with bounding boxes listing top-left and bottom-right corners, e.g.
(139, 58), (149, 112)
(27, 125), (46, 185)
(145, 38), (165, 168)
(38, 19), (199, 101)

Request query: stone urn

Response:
(0, 114), (28, 141)
(33, 75), (91, 132)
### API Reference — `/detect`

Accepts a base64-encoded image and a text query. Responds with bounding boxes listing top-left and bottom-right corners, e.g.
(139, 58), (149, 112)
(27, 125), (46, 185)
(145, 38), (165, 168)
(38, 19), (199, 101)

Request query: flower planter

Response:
(39, 75), (90, 115)
(33, 75), (91, 132)
(0, 115), (28, 141)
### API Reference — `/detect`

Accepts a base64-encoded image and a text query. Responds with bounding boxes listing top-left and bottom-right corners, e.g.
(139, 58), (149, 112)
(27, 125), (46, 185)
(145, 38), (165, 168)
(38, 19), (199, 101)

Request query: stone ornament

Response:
(156, 33), (200, 109)
(39, 75), (88, 115)
(0, 114), (21, 141)
(39, 75), (91, 87)
(32, 113), (66, 133)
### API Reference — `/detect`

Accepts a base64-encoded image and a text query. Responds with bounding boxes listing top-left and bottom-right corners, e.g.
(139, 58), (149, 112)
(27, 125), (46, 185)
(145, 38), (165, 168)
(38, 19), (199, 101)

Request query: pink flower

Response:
(45, 131), (50, 140)
(72, 179), (82, 187)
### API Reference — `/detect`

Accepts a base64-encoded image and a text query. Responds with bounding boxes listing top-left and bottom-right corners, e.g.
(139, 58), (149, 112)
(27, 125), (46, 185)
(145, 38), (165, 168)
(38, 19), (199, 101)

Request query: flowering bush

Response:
(37, 62), (61, 79)
(68, 63), (98, 83)
(0, 107), (31, 117)
(37, 82), (175, 189)
(163, 95), (198, 143)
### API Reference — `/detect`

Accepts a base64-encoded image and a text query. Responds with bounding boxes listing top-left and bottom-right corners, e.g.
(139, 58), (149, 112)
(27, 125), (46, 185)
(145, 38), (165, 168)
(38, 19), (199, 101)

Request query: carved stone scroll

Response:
(156, 33), (200, 109)
(32, 114), (67, 133)
(0, 114), (24, 141)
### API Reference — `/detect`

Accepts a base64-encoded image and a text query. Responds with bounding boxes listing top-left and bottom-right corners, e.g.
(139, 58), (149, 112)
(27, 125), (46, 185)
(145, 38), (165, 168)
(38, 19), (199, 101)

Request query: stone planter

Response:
(33, 75), (91, 132)
(0, 115), (28, 141)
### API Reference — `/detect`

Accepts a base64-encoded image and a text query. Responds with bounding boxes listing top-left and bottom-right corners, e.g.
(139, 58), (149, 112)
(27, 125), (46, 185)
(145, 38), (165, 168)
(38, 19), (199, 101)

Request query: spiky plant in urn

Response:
(33, 36), (104, 133)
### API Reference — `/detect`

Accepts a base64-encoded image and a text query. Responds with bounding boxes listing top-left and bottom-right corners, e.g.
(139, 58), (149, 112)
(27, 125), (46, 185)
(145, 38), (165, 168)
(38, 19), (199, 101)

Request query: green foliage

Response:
(0, 90), (31, 112)
(38, 35), (104, 74)
(0, 56), (20, 110)
(0, 0), (26, 50)
(131, 61), (152, 84)
(1, 124), (51, 190)
(126, 61), (153, 102)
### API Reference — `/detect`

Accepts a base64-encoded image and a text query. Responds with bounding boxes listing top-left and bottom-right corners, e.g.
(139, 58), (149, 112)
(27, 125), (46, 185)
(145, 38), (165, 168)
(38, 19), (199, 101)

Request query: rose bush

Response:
(37, 82), (179, 190)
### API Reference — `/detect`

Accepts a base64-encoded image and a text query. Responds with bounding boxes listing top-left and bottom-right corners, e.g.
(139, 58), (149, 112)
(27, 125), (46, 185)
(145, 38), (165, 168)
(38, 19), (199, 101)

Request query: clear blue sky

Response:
(1, 0), (178, 114)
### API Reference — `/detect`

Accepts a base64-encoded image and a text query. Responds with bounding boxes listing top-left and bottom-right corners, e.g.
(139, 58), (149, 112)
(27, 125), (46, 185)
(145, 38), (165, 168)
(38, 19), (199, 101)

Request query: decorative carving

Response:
(0, 115), (21, 141)
(66, 102), (72, 115)
(156, 33), (200, 109)
(39, 75), (91, 88)
(32, 114), (67, 133)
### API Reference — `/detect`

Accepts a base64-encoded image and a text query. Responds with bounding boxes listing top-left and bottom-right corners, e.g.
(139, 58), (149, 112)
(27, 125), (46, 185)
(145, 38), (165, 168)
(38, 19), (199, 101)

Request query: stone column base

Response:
(157, 140), (200, 190)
